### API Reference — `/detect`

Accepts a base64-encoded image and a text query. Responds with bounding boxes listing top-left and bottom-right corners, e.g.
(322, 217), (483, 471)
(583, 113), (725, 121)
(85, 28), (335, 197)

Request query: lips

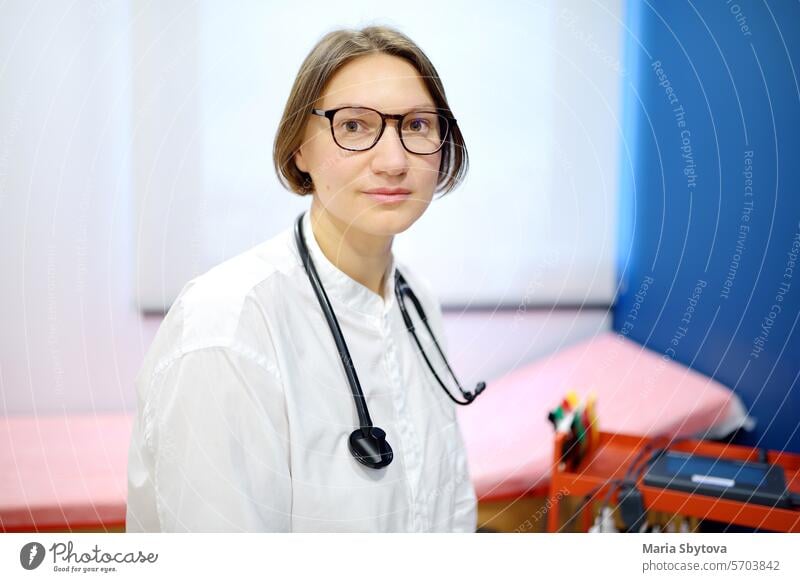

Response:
(363, 189), (412, 204)
(363, 188), (411, 195)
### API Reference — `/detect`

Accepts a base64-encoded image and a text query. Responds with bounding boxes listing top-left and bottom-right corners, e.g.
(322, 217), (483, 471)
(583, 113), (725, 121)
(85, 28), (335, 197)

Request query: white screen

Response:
(133, 0), (623, 310)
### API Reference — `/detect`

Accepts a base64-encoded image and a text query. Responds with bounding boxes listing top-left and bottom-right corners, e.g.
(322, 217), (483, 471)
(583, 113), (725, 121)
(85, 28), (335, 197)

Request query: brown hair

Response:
(273, 25), (468, 197)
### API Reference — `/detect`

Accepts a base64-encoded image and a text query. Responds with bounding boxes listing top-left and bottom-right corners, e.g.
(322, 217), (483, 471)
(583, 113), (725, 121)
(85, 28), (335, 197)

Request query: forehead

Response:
(319, 53), (435, 112)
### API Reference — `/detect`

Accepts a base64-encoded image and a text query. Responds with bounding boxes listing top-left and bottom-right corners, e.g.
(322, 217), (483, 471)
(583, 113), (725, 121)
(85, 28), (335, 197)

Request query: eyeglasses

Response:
(310, 106), (454, 155)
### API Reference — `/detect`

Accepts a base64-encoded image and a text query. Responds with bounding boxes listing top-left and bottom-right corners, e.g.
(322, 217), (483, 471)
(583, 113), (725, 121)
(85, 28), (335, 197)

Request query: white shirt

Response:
(126, 211), (477, 532)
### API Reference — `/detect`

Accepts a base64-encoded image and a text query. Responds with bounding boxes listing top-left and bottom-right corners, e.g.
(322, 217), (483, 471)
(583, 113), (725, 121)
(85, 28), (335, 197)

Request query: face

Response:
(294, 53), (442, 237)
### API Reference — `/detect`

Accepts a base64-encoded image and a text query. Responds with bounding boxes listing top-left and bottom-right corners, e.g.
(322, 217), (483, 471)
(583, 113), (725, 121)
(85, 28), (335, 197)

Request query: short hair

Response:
(273, 25), (468, 197)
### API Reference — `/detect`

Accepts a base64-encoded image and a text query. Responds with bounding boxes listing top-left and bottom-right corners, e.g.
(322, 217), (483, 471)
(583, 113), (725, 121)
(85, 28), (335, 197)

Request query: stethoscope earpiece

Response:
(295, 211), (486, 470)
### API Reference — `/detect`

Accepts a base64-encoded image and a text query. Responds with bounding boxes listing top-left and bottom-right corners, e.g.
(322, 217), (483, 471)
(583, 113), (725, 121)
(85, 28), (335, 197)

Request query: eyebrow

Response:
(325, 102), (438, 111)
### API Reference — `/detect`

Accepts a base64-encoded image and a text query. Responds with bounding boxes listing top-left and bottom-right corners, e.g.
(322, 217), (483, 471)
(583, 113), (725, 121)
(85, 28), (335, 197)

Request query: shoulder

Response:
(396, 256), (436, 297)
(138, 224), (300, 385)
(179, 229), (297, 334)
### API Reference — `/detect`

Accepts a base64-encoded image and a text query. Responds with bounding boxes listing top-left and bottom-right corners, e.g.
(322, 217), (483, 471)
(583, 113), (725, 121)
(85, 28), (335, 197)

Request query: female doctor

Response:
(126, 25), (485, 532)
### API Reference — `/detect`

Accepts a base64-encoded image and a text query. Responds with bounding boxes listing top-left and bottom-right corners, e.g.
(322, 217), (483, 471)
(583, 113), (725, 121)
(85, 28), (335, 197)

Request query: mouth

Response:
(362, 189), (412, 204)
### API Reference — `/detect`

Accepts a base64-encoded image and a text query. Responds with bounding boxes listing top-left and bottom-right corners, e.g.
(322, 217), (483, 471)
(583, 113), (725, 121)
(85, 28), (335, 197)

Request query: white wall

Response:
(0, 1), (161, 415)
(0, 1), (615, 415)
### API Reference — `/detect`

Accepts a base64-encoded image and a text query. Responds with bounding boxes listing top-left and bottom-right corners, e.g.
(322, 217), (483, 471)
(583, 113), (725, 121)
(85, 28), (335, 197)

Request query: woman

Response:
(127, 25), (479, 532)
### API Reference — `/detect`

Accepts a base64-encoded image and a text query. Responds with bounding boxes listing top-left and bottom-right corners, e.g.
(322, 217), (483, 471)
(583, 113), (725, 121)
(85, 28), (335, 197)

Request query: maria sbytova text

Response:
(643, 543), (727, 556)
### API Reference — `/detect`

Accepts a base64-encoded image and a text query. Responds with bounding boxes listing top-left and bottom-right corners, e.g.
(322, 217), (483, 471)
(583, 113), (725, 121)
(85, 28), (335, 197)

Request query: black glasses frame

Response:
(310, 106), (455, 155)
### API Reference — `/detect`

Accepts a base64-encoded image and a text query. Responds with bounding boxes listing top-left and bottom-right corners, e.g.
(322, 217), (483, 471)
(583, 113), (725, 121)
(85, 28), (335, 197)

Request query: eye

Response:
(340, 119), (367, 133)
(405, 117), (431, 132)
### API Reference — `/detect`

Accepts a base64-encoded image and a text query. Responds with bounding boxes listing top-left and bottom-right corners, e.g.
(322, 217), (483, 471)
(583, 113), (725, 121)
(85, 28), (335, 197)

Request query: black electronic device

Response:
(643, 449), (792, 509)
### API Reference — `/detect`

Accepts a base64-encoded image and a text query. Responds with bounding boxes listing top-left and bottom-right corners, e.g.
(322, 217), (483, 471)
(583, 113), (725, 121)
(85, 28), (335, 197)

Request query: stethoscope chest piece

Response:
(349, 426), (393, 469)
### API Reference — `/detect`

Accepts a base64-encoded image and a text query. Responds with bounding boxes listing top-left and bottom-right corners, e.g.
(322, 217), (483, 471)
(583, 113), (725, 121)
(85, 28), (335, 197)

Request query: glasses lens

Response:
(401, 112), (448, 154)
(331, 108), (382, 150)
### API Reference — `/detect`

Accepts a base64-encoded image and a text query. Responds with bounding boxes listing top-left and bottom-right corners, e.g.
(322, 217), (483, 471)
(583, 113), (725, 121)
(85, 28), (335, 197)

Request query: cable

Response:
(562, 478), (623, 532)
(567, 434), (694, 532)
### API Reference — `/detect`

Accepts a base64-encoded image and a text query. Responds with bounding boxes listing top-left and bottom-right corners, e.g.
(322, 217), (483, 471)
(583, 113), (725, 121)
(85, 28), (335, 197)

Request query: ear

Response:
(294, 147), (308, 173)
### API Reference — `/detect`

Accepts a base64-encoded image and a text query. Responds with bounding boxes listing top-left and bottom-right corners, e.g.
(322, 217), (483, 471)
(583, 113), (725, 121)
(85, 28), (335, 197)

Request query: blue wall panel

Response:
(615, 1), (800, 452)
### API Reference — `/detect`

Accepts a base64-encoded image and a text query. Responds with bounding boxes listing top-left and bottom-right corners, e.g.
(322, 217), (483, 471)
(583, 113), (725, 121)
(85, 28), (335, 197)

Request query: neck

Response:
(308, 199), (394, 298)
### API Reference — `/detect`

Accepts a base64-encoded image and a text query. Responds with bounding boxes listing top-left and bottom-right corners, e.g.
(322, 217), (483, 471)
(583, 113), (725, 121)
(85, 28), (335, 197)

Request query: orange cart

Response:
(547, 431), (800, 533)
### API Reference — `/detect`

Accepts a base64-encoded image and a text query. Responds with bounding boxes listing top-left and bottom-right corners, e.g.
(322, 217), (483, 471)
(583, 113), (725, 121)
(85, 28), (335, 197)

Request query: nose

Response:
(369, 120), (409, 176)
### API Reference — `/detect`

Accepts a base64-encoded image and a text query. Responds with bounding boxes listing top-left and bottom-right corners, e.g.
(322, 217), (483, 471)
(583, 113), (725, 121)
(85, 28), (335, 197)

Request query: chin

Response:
(360, 207), (421, 236)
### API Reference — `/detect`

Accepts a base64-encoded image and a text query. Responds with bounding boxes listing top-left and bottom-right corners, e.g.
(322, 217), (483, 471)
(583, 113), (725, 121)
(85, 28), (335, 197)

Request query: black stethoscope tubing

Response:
(294, 211), (486, 469)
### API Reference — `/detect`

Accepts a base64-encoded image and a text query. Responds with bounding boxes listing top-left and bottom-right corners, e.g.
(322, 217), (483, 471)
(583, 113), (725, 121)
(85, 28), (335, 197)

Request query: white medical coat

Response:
(126, 211), (478, 532)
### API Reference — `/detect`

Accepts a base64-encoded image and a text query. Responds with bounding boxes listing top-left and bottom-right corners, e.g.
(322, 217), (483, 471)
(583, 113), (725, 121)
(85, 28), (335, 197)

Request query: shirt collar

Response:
(300, 210), (397, 319)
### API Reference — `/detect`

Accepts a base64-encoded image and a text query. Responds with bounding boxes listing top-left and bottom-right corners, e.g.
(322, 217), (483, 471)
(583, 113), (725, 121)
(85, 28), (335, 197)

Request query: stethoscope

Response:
(294, 211), (486, 469)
